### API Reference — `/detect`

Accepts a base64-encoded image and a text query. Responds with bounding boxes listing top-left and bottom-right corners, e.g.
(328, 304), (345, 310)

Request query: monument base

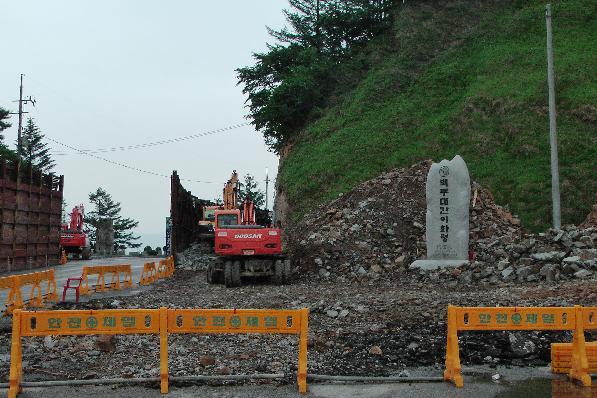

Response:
(409, 259), (469, 271)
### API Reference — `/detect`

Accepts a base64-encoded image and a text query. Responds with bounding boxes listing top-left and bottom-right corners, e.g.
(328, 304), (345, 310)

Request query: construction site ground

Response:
(1, 262), (596, 397)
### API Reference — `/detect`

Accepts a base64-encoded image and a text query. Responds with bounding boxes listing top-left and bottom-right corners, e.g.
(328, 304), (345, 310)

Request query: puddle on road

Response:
(496, 378), (597, 398)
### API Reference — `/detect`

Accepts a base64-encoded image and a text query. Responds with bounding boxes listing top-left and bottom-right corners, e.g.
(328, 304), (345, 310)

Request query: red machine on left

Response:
(60, 204), (91, 260)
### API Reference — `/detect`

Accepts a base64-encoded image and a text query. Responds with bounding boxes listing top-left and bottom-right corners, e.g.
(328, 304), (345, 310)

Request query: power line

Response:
(46, 136), (219, 184)
(50, 122), (250, 155)
(22, 75), (251, 156)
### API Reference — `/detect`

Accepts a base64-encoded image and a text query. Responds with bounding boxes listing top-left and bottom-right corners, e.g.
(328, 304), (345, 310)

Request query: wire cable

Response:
(50, 122), (250, 155)
(46, 136), (218, 184)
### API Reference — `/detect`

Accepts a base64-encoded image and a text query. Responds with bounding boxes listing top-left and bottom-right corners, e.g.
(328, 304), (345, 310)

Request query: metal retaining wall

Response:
(0, 159), (64, 272)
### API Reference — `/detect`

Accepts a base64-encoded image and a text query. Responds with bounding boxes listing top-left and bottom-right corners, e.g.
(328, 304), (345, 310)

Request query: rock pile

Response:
(175, 243), (214, 271)
(287, 161), (523, 279)
(425, 225), (596, 285)
(287, 161), (595, 284)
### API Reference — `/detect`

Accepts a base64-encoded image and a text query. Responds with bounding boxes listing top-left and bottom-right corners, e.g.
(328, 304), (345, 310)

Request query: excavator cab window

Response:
(204, 209), (215, 221)
(217, 214), (238, 227)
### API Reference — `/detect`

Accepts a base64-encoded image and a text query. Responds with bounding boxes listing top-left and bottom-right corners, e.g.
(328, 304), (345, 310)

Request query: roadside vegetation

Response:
(239, 0), (597, 230)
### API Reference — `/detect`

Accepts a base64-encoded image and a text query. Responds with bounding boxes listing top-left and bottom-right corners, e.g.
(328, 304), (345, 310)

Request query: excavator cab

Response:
(215, 210), (240, 228)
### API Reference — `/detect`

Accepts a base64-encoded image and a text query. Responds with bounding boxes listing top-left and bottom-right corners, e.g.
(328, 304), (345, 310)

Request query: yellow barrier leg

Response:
(29, 282), (43, 308)
(8, 310), (23, 398)
(139, 266), (148, 285)
(80, 270), (90, 295)
(96, 272), (106, 293)
(111, 272), (121, 290)
(123, 271), (132, 288)
(159, 307), (169, 394)
(298, 308), (309, 393)
(46, 270), (58, 302)
(570, 306), (591, 387)
(151, 263), (157, 283)
(6, 283), (23, 315)
(444, 305), (463, 387)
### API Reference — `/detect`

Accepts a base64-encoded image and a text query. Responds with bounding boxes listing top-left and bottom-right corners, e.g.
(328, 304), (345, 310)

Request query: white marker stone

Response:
(411, 155), (470, 270)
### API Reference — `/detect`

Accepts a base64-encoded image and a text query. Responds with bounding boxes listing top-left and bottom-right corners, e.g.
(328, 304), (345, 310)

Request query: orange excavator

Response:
(197, 171), (240, 246)
(60, 205), (92, 260)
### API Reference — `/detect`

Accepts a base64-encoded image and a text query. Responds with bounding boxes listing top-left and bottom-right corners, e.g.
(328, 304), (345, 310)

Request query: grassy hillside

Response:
(278, 0), (596, 230)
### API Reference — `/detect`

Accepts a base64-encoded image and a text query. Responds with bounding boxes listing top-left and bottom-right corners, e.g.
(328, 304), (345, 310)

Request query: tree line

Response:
(237, 0), (394, 153)
(0, 109), (55, 172)
(1, 107), (142, 250)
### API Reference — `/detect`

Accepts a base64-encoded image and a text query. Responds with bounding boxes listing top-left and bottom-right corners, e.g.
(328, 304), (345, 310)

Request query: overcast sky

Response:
(1, 1), (287, 250)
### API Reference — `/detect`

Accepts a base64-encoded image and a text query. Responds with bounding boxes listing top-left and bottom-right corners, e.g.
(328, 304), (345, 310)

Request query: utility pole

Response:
(265, 168), (269, 210)
(545, 4), (561, 229)
(10, 74), (36, 159)
(17, 74), (24, 156)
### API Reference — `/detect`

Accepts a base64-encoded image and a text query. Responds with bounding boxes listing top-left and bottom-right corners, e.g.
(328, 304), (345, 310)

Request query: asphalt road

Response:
(0, 256), (162, 312)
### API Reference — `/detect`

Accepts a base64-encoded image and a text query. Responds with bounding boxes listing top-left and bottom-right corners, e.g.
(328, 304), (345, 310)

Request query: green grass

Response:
(279, 0), (597, 230)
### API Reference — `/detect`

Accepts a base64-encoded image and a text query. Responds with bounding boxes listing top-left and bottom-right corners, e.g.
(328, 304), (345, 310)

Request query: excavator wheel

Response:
(283, 259), (292, 284)
(224, 261), (233, 287)
(81, 248), (91, 260)
(215, 270), (224, 284)
(273, 260), (285, 285)
(224, 261), (241, 288)
(206, 264), (214, 284)
(232, 260), (242, 287)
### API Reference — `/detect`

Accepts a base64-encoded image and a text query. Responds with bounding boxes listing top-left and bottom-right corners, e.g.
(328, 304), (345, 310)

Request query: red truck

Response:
(206, 200), (291, 287)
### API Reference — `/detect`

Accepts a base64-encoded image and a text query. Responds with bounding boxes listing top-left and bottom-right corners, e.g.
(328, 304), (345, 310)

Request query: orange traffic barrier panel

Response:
(552, 342), (597, 374)
(156, 258), (175, 280)
(157, 260), (168, 279)
(80, 265), (133, 295)
(165, 308), (309, 393)
(139, 262), (158, 285)
(0, 276), (23, 315)
(1, 270), (57, 315)
(551, 306), (597, 376)
(166, 256), (175, 276)
(7, 307), (309, 397)
(445, 305), (592, 388)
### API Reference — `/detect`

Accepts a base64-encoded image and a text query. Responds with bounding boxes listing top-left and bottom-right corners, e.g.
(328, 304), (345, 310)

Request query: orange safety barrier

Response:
(162, 256), (175, 278)
(445, 305), (592, 388)
(552, 342), (597, 374)
(551, 306), (597, 375)
(156, 257), (175, 279)
(80, 265), (133, 296)
(7, 307), (309, 397)
(139, 262), (158, 285)
(0, 270), (57, 315)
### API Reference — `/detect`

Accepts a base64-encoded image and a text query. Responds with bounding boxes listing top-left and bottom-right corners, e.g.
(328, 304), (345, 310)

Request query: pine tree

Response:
(239, 173), (266, 208)
(20, 118), (55, 172)
(86, 187), (141, 250)
(268, 0), (325, 52)
(238, 0), (394, 151)
(0, 107), (11, 143)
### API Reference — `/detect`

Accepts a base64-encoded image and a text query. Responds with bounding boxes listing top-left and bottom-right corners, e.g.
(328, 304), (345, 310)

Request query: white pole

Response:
(545, 4), (561, 230)
(265, 167), (269, 210)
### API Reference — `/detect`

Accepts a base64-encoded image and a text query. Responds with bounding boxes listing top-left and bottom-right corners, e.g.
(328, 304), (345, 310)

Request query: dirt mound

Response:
(286, 160), (523, 277)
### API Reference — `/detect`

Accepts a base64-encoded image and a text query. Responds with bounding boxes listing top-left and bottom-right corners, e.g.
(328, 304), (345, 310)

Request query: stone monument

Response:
(96, 218), (114, 256)
(410, 155), (470, 270)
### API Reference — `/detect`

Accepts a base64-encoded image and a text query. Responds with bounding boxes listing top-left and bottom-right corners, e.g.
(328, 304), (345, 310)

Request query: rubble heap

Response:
(287, 161), (596, 284)
(287, 161), (522, 277)
(175, 243), (214, 271)
(430, 225), (596, 285)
